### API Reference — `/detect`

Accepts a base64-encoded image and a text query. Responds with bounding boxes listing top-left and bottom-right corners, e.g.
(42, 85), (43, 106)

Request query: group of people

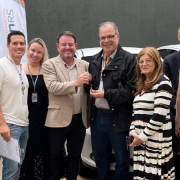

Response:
(0, 21), (179, 180)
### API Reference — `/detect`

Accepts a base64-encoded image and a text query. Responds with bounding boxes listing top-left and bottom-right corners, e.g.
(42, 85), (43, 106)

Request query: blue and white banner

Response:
(0, 0), (28, 62)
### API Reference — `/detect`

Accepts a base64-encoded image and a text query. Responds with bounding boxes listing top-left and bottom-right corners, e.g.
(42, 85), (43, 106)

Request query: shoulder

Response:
(75, 58), (89, 71)
(43, 56), (59, 67)
(0, 57), (8, 66)
(164, 51), (179, 62)
(157, 75), (171, 84)
(155, 75), (172, 93)
(92, 49), (103, 61)
(75, 58), (89, 65)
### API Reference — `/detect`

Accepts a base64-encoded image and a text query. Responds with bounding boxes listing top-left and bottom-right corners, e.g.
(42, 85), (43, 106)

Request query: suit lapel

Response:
(75, 58), (82, 77)
(55, 55), (70, 81)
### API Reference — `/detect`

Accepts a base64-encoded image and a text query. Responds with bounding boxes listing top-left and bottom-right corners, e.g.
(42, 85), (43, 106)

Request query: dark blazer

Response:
(163, 51), (180, 122)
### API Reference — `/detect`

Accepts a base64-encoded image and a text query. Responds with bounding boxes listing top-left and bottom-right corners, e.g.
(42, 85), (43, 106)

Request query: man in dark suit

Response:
(163, 51), (180, 179)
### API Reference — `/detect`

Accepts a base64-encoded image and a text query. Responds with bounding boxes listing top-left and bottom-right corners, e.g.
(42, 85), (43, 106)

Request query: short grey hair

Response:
(99, 21), (119, 34)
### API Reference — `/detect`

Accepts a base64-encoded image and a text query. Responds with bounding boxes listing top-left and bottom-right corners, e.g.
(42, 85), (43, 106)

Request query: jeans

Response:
(2, 123), (29, 180)
(91, 110), (130, 180)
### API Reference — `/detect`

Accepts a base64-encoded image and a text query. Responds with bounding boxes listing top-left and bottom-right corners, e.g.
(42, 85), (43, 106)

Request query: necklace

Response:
(27, 62), (41, 103)
(7, 56), (25, 95)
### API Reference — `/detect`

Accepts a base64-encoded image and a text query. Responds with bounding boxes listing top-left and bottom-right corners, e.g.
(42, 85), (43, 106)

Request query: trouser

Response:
(46, 113), (86, 180)
(91, 109), (130, 180)
(172, 123), (180, 180)
(2, 124), (28, 180)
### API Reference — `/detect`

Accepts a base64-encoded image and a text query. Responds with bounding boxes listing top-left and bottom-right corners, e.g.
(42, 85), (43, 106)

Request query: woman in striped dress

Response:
(129, 47), (175, 180)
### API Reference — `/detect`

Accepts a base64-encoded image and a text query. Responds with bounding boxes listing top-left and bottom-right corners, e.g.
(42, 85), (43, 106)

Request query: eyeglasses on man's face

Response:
(98, 33), (117, 41)
(137, 58), (153, 65)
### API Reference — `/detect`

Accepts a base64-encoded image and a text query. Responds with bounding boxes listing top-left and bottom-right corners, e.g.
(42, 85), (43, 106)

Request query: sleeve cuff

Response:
(139, 132), (148, 142)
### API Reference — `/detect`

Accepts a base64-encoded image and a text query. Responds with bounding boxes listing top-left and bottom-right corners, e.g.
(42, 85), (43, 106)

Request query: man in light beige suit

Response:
(42, 31), (91, 180)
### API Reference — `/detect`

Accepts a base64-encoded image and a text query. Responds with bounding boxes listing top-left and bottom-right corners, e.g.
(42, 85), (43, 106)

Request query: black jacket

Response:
(85, 45), (137, 133)
(163, 51), (180, 123)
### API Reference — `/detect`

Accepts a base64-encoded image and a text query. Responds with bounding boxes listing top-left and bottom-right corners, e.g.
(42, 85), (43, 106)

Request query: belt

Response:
(97, 108), (112, 114)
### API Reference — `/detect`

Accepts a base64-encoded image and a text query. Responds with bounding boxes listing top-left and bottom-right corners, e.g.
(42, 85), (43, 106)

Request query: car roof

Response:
(75, 47), (142, 59)
(157, 44), (180, 51)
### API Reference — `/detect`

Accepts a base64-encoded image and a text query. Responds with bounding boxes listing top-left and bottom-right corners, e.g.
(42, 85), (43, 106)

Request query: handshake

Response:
(74, 71), (92, 87)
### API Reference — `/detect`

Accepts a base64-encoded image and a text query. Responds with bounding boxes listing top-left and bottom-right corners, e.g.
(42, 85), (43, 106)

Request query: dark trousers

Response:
(46, 114), (86, 180)
(172, 123), (180, 180)
(91, 110), (130, 180)
(170, 109), (180, 180)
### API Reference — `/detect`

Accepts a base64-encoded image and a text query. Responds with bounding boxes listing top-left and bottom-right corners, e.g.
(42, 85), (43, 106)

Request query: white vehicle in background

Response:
(157, 44), (180, 60)
(75, 47), (142, 62)
(75, 47), (142, 176)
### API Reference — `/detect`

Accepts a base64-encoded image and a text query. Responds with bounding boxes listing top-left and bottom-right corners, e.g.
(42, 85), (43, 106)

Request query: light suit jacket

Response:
(42, 55), (89, 128)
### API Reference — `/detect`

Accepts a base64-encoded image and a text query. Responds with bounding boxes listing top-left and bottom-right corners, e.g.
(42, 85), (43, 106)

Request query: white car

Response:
(75, 47), (142, 62)
(157, 44), (180, 60)
(75, 47), (142, 176)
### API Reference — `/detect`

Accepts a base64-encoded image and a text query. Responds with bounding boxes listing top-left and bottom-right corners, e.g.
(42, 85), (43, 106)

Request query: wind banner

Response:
(0, 0), (27, 62)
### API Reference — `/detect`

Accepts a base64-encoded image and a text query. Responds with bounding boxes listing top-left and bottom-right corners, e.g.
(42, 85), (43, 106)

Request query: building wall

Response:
(25, 0), (180, 57)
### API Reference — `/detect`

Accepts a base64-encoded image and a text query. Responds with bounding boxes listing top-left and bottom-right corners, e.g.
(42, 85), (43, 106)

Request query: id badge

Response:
(32, 93), (38, 102)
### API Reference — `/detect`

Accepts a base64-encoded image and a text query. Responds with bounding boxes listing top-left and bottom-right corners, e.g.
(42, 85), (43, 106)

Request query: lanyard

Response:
(27, 63), (41, 93)
(101, 55), (111, 81)
(7, 55), (25, 95)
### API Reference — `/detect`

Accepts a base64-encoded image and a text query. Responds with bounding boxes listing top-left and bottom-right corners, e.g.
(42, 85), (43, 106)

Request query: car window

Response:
(158, 49), (169, 59)
(158, 49), (178, 59)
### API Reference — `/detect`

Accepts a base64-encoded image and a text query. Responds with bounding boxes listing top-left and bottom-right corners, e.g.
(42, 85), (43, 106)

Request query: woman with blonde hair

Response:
(19, 38), (66, 179)
(129, 47), (175, 179)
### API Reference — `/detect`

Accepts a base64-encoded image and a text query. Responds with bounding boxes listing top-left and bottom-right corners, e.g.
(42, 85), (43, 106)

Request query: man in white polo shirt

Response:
(0, 30), (29, 180)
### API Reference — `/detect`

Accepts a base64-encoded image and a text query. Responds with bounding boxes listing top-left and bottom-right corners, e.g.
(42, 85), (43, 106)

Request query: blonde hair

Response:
(28, 38), (49, 64)
(135, 47), (163, 95)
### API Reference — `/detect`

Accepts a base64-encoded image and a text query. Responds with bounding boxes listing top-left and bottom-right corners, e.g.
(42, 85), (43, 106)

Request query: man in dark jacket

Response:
(163, 51), (180, 180)
(85, 22), (137, 180)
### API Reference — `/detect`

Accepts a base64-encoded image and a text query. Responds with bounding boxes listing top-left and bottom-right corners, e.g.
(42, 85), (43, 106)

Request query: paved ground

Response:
(0, 158), (98, 180)
(1, 156), (179, 180)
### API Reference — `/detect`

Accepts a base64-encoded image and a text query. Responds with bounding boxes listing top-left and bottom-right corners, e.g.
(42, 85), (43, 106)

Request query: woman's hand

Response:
(129, 131), (143, 147)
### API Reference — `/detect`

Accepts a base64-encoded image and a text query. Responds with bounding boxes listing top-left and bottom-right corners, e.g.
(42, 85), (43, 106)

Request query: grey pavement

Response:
(0, 157), (97, 180)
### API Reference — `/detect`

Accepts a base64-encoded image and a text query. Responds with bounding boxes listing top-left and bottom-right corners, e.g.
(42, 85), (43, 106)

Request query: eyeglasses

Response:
(98, 33), (117, 41)
(60, 43), (75, 47)
(137, 58), (153, 65)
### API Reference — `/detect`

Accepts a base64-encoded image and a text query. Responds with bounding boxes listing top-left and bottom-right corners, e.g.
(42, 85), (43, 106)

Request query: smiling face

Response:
(27, 42), (44, 65)
(7, 35), (26, 61)
(56, 35), (77, 62)
(99, 23), (119, 56)
(138, 53), (156, 80)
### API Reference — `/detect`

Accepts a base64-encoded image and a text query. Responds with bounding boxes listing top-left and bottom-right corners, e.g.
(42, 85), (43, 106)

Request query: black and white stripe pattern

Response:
(130, 75), (175, 180)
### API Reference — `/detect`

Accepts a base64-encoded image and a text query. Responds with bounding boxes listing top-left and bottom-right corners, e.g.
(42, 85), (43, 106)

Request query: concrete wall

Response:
(25, 0), (180, 58)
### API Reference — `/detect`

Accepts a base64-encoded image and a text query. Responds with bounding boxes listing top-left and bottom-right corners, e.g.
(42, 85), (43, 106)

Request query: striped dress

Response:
(130, 75), (175, 180)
